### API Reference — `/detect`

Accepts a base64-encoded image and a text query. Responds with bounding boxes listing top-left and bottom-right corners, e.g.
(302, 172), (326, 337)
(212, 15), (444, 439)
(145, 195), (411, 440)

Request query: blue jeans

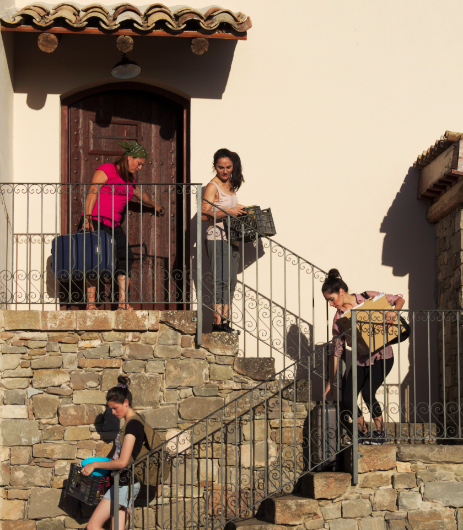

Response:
(104, 481), (141, 508)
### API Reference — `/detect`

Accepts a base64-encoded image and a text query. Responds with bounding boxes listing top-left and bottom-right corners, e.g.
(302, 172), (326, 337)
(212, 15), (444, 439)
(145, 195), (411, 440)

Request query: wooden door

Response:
(62, 89), (186, 309)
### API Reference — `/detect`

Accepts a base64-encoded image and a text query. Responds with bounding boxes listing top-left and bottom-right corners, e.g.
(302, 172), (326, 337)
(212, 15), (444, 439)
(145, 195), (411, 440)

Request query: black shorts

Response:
(79, 217), (135, 278)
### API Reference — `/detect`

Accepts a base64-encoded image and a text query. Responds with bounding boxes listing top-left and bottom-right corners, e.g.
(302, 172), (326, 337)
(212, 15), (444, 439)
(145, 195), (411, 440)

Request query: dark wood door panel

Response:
(62, 89), (185, 309)
(89, 119), (140, 155)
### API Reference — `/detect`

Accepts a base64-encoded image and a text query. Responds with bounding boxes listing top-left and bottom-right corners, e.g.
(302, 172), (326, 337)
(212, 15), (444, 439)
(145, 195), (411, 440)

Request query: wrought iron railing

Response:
(0, 184), (330, 360)
(200, 196), (328, 362)
(112, 330), (352, 530)
(108, 308), (462, 530)
(0, 183), (200, 310)
(348, 309), (462, 483)
(4, 185), (456, 529)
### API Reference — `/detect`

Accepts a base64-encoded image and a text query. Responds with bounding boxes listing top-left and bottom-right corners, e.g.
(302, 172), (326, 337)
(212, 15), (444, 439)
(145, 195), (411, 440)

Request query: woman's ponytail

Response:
(322, 268), (349, 295)
(114, 155), (135, 184)
(106, 375), (132, 406)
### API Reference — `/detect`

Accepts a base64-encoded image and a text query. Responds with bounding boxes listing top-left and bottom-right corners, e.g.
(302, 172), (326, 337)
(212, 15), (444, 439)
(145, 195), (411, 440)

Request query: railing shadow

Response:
(118, 338), (353, 530)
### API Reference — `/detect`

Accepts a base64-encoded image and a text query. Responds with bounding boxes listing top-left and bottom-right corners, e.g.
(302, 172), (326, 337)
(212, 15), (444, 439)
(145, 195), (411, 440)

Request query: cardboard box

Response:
(337, 294), (405, 356)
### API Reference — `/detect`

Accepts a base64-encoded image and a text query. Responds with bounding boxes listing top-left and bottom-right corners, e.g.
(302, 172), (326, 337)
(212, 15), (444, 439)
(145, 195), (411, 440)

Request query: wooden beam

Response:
(418, 141), (463, 199)
(191, 37), (209, 55)
(1, 24), (247, 40)
(116, 35), (133, 53)
(38, 32), (60, 52)
(427, 173), (463, 223)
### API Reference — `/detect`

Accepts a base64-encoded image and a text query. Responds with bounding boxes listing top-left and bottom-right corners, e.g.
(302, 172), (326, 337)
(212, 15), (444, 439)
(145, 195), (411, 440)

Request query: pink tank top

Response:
(84, 163), (135, 228)
(206, 181), (238, 241)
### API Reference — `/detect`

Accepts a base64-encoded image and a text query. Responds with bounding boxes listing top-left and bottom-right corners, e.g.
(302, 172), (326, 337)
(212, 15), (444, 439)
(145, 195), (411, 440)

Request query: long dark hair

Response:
(115, 155), (135, 184)
(321, 268), (349, 295)
(213, 148), (245, 193)
(106, 375), (132, 406)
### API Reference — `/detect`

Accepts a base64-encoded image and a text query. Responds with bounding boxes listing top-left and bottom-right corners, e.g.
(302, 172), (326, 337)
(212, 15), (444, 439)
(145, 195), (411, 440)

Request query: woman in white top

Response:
(202, 149), (246, 332)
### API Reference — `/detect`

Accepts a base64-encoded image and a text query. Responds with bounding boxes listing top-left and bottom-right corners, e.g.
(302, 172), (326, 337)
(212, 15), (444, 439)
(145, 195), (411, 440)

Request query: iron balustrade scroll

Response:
(349, 309), (463, 484)
(0, 183), (332, 360)
(112, 330), (354, 530)
(200, 196), (328, 363)
(0, 183), (203, 315)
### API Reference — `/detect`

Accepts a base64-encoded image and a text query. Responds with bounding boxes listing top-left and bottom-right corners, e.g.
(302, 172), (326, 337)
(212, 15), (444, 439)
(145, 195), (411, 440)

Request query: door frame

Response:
(60, 83), (191, 310)
(61, 82), (190, 186)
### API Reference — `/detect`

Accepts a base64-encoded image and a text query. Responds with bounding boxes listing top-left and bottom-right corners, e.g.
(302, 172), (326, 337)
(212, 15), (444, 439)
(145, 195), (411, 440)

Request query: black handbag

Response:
(360, 292), (410, 346)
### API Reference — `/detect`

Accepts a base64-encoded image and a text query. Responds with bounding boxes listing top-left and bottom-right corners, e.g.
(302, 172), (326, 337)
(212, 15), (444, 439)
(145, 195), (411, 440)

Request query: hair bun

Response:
(327, 268), (341, 280)
(117, 375), (130, 388)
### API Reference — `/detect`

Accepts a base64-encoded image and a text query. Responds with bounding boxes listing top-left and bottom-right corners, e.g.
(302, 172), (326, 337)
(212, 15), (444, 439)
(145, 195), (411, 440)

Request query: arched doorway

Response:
(60, 83), (190, 310)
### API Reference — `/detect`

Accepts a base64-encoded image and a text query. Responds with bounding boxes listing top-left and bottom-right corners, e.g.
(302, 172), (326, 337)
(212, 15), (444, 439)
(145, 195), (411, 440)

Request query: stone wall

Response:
(340, 445), (463, 529)
(0, 309), (279, 529)
(435, 206), (463, 427)
(5, 309), (462, 530)
(435, 205), (463, 311)
(227, 445), (463, 530)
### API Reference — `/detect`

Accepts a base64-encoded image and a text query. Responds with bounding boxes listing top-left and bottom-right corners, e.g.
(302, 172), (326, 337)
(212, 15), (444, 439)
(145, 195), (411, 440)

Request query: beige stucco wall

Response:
(0, 0), (13, 184)
(2, 0), (457, 404)
(0, 0), (13, 307)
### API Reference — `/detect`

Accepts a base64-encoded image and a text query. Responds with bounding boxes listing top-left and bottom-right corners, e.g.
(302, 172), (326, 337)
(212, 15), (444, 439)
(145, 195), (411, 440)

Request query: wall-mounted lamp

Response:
(111, 54), (141, 79)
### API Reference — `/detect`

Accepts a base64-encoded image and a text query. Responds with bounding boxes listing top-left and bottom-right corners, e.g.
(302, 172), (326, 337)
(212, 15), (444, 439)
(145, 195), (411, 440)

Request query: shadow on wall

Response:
(380, 166), (438, 417)
(284, 323), (329, 399)
(12, 32), (237, 110)
(1, 32), (14, 93)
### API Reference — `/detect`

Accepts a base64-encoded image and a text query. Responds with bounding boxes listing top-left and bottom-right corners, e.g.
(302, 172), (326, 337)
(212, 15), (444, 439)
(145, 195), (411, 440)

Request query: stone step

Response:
(263, 494), (323, 526)
(385, 422), (438, 444)
(225, 519), (275, 530)
(234, 357), (275, 381)
(300, 471), (351, 500)
(226, 516), (324, 530)
(201, 332), (239, 356)
(344, 444), (397, 474)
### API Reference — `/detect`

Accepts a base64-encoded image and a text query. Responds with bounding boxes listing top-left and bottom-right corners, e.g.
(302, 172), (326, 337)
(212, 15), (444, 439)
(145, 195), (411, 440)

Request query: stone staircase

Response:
(227, 472), (352, 530)
(225, 445), (463, 530)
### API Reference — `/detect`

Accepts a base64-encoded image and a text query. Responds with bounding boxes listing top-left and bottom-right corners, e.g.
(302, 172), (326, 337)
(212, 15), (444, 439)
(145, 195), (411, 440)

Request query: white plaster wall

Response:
(0, 1), (13, 182)
(0, 2), (14, 307)
(6, 0), (460, 405)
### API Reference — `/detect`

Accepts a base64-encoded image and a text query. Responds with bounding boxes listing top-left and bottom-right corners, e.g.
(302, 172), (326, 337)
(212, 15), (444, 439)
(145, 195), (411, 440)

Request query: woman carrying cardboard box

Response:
(322, 269), (405, 445)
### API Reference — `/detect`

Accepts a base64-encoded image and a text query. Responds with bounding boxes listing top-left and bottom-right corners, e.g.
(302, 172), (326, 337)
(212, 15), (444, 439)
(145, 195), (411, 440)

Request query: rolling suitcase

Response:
(51, 230), (115, 280)
(310, 403), (341, 471)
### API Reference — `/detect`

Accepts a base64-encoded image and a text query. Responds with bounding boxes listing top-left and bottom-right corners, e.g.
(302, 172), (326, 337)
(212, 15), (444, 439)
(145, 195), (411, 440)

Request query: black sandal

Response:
(221, 322), (240, 334)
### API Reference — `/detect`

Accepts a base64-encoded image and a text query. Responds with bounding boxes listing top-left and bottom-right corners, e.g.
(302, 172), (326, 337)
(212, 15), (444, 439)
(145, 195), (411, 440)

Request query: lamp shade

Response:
(111, 54), (141, 79)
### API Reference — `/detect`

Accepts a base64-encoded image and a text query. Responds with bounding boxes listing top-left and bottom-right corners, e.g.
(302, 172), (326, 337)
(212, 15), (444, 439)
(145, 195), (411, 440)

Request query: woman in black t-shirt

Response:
(83, 376), (145, 530)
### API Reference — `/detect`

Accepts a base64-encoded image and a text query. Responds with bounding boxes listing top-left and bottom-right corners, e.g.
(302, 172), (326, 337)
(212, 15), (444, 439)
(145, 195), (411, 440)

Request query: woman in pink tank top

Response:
(202, 149), (246, 332)
(82, 141), (164, 310)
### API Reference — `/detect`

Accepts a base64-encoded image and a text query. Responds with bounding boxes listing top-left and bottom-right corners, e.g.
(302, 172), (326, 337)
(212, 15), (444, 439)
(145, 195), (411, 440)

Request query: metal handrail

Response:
(201, 195), (327, 275)
(119, 326), (353, 472)
(201, 195), (328, 363)
(0, 182), (203, 311)
(109, 308), (463, 530)
(0, 184), (328, 359)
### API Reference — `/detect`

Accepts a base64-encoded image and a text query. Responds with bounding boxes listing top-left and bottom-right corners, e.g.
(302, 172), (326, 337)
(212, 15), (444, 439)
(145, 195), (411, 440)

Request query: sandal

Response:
(86, 304), (98, 311)
(117, 304), (134, 311)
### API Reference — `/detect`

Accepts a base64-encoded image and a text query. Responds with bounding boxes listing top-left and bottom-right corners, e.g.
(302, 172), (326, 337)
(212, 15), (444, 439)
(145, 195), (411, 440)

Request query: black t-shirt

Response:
(124, 418), (145, 461)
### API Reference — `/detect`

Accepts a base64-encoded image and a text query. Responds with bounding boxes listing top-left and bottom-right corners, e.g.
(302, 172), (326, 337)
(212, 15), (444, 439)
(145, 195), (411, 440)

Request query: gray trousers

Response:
(206, 240), (240, 306)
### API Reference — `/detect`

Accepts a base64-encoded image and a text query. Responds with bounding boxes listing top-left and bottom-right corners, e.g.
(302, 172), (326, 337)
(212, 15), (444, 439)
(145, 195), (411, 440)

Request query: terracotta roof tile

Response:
(414, 131), (463, 169)
(0, 3), (252, 35)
